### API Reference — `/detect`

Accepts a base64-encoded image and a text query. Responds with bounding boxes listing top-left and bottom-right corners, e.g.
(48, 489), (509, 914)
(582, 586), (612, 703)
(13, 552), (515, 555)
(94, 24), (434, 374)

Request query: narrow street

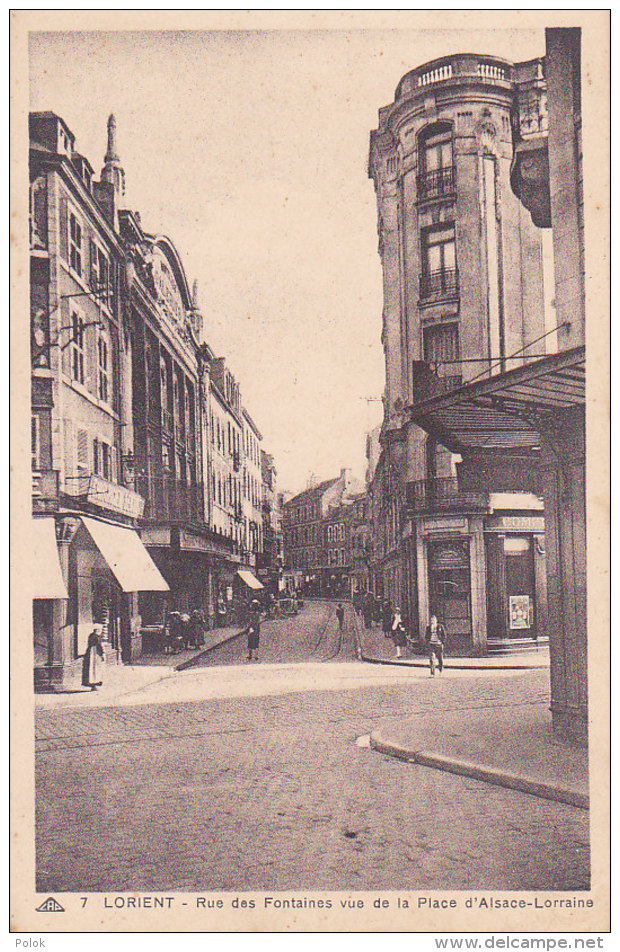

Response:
(35, 602), (589, 895)
(194, 598), (354, 666)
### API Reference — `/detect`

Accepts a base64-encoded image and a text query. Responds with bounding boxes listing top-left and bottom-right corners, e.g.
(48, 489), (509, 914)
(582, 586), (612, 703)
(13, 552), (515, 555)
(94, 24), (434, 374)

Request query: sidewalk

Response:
(35, 623), (245, 709)
(134, 623), (245, 670)
(370, 698), (589, 809)
(352, 612), (550, 670)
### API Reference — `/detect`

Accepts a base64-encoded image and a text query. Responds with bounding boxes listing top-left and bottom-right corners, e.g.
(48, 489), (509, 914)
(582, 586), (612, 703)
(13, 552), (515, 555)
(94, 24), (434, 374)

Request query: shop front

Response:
(34, 513), (169, 689)
(484, 514), (547, 648)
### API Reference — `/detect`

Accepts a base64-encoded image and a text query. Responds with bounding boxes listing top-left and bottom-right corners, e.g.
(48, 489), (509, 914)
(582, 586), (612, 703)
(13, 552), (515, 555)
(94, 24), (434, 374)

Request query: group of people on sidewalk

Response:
(354, 592), (447, 675)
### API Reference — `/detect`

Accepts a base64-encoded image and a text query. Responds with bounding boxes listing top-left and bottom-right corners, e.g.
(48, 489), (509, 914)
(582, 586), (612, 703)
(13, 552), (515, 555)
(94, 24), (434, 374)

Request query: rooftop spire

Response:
(105, 113), (119, 163)
(101, 113), (125, 198)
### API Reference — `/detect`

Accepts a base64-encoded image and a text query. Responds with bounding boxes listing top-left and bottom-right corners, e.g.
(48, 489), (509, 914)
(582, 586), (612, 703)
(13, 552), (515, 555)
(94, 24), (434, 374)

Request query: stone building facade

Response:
(282, 469), (364, 596)
(368, 53), (552, 652)
(30, 112), (167, 686)
(30, 112), (272, 685)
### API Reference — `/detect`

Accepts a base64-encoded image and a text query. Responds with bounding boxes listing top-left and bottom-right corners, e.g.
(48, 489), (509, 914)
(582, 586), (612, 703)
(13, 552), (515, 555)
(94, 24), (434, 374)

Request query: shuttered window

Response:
(76, 428), (89, 473)
(69, 212), (82, 276)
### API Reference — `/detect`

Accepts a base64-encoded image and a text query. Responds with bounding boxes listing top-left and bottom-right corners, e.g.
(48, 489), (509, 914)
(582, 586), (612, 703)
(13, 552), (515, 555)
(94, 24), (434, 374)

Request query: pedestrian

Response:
(362, 592), (373, 630)
(382, 599), (393, 639)
(82, 626), (105, 691)
(246, 599), (261, 662)
(336, 602), (345, 631)
(391, 607), (407, 659)
(425, 614), (446, 676)
(189, 609), (205, 648)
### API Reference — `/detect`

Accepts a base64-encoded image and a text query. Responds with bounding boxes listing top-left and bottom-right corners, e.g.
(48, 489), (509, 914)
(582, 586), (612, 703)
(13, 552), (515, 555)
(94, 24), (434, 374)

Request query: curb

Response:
(360, 652), (549, 671)
(175, 628), (246, 671)
(369, 729), (589, 810)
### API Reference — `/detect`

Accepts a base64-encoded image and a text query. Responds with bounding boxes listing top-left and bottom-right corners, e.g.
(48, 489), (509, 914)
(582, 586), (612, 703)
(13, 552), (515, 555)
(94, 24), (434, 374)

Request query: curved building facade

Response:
(368, 53), (551, 651)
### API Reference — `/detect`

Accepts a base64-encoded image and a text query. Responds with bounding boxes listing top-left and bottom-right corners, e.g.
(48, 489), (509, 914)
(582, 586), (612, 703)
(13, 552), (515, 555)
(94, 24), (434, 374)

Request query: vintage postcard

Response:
(10, 9), (610, 936)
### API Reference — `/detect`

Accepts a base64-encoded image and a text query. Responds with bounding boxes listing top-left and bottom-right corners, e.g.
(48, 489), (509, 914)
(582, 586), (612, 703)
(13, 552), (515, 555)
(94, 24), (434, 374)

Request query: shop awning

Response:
(82, 517), (169, 592)
(31, 518), (68, 599)
(407, 346), (585, 455)
(237, 569), (264, 590)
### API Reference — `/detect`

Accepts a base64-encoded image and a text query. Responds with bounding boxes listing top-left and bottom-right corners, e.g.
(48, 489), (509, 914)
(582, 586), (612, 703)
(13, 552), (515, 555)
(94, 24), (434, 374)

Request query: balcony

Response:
(406, 477), (488, 514)
(417, 167), (455, 202)
(419, 268), (459, 303)
(32, 469), (59, 513)
(138, 475), (205, 527)
(64, 472), (145, 518)
(395, 54), (513, 100)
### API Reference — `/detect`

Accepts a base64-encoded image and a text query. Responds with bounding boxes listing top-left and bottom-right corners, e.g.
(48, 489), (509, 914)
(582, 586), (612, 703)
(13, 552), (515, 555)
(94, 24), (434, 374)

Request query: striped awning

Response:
(407, 346), (585, 455)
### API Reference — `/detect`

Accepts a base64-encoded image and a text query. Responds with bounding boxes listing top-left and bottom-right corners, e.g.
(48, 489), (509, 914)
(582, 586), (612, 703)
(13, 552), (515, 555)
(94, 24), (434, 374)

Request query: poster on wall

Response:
(509, 594), (532, 629)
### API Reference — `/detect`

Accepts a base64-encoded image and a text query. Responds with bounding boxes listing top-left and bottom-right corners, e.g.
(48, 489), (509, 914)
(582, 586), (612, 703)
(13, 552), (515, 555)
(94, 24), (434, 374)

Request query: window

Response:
(173, 375), (180, 421)
(93, 438), (112, 480)
(70, 311), (85, 383)
(97, 331), (109, 402)
(162, 443), (171, 472)
(418, 125), (454, 200)
(420, 225), (458, 299)
(89, 240), (109, 304)
(160, 359), (168, 406)
(69, 212), (82, 276)
(423, 323), (461, 391)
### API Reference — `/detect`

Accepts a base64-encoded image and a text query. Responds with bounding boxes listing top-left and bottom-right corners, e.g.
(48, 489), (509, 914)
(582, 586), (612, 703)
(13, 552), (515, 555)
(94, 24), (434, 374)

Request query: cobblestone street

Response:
(35, 604), (589, 895)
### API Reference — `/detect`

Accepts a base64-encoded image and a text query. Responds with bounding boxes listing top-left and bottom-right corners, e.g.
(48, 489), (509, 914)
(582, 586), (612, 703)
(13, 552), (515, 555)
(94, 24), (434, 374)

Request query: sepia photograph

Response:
(10, 9), (609, 935)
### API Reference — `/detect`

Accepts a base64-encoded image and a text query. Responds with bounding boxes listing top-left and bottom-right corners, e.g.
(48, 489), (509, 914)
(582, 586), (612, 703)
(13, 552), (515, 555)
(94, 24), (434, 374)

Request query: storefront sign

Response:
(87, 475), (144, 518)
(493, 516), (545, 532)
(509, 594), (532, 629)
(430, 544), (469, 570)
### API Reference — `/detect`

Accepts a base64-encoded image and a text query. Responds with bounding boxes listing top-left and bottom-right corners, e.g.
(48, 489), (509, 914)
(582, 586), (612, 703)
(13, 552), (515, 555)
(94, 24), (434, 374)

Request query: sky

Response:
(29, 26), (546, 495)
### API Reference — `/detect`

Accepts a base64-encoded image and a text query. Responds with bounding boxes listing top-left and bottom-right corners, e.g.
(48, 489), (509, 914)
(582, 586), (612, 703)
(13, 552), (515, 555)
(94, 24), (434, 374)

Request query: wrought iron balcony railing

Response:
(406, 477), (488, 514)
(419, 268), (459, 302)
(417, 166), (455, 202)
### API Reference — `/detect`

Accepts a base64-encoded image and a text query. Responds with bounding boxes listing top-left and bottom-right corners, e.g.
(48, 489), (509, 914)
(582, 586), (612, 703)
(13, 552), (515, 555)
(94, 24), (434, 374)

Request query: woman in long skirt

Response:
(82, 627), (105, 691)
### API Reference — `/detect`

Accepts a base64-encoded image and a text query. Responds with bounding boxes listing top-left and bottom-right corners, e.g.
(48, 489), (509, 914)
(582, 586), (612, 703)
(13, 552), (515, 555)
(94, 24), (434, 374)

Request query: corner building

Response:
(368, 54), (551, 651)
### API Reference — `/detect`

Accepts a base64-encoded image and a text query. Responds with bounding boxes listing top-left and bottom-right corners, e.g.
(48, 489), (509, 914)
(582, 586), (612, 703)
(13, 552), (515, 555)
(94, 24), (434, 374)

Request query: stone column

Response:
(469, 517), (488, 652)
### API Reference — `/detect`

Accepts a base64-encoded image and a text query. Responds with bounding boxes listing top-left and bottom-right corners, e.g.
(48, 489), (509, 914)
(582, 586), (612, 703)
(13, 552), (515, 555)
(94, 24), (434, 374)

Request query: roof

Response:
(284, 477), (339, 506)
(407, 346), (585, 456)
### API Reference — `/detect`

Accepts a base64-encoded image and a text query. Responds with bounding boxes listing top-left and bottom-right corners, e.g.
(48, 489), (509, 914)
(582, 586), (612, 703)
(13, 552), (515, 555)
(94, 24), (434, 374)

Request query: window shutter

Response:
(89, 238), (97, 289)
(58, 194), (68, 261)
(111, 445), (118, 483)
(76, 428), (89, 472)
(63, 419), (75, 479)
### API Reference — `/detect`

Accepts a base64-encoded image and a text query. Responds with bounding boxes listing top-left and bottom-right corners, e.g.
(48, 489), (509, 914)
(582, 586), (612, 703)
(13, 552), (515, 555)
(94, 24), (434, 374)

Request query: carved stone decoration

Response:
(476, 120), (499, 156)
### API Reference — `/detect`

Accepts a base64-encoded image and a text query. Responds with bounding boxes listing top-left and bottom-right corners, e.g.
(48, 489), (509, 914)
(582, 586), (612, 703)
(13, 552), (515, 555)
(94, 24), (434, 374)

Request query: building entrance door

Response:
(504, 536), (536, 637)
(428, 541), (471, 641)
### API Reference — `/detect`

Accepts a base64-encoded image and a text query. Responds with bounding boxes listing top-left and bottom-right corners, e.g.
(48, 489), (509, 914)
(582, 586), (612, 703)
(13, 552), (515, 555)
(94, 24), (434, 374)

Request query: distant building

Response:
(282, 468), (364, 595)
(259, 450), (283, 593)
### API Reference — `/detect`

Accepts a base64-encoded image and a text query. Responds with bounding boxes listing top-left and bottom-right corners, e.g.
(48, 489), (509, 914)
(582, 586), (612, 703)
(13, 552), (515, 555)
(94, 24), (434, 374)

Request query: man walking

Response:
(336, 602), (345, 631)
(246, 599), (262, 662)
(425, 614), (446, 676)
